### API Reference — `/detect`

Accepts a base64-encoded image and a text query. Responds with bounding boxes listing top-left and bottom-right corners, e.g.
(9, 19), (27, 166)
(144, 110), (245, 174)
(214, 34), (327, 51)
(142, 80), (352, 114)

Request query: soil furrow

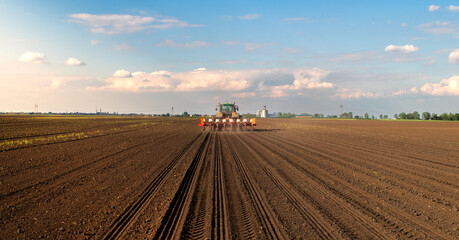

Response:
(225, 133), (287, 239)
(247, 131), (454, 239)
(154, 133), (210, 240)
(102, 133), (203, 240)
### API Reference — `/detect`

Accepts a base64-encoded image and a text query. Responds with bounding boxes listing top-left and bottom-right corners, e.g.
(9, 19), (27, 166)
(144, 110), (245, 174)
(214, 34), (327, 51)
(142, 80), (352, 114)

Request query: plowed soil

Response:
(1, 116), (458, 239)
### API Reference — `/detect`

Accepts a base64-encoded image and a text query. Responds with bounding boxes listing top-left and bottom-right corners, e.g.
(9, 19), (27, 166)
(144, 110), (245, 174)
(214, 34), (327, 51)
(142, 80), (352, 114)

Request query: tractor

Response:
(199, 102), (256, 131)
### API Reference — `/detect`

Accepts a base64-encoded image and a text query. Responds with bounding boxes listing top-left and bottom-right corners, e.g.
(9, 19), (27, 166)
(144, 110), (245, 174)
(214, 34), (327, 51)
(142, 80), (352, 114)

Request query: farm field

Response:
(0, 116), (458, 239)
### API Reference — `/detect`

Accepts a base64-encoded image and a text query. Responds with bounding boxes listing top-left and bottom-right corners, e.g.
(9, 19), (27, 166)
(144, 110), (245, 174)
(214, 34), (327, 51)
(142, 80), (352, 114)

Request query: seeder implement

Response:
(199, 117), (256, 131)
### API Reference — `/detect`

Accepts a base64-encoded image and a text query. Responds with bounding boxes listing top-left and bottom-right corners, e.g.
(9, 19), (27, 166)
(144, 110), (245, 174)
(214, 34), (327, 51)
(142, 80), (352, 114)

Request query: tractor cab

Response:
(216, 102), (239, 118)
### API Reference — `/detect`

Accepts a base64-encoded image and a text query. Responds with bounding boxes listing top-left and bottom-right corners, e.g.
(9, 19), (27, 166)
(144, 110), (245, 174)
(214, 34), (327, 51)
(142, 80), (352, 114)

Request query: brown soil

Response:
(1, 116), (458, 239)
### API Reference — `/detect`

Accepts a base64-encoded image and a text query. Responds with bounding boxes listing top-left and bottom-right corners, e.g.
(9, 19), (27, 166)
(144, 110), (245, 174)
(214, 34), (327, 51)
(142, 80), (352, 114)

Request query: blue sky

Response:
(0, 0), (458, 115)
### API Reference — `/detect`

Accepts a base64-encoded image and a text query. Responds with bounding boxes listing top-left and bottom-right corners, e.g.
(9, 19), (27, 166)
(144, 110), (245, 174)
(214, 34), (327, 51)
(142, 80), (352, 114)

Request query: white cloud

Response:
(238, 14), (261, 20)
(19, 51), (46, 64)
(448, 5), (459, 12)
(448, 49), (459, 63)
(156, 40), (209, 48)
(419, 76), (459, 96)
(334, 89), (378, 99)
(291, 69), (334, 89)
(113, 69), (132, 78)
(232, 92), (256, 98)
(64, 57), (85, 66)
(384, 44), (419, 53)
(113, 44), (132, 51)
(90, 40), (100, 45)
(401, 23), (408, 27)
(68, 13), (203, 34)
(418, 21), (457, 35)
(428, 5), (440, 12)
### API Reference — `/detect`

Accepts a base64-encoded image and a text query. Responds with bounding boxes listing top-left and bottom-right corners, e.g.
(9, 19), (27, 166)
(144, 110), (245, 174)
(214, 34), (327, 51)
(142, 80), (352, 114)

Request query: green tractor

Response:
(199, 102), (256, 131)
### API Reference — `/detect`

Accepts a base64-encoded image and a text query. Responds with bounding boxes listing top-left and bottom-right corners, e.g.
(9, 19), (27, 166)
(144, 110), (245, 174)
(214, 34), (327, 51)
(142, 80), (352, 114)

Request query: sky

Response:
(0, 0), (458, 116)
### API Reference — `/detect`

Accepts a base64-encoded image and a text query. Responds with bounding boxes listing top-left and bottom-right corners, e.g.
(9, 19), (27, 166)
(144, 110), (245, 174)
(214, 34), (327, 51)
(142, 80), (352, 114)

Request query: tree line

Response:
(395, 111), (459, 121)
(310, 111), (459, 121)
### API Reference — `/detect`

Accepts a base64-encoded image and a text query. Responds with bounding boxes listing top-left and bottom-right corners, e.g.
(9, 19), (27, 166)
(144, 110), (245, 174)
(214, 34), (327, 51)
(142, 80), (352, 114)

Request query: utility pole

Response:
(34, 104), (38, 113)
(171, 106), (174, 116)
(340, 104), (343, 116)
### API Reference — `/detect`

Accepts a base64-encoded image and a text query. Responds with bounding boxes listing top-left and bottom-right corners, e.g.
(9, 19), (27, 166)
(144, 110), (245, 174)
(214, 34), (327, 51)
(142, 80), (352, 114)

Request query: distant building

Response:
(257, 106), (268, 118)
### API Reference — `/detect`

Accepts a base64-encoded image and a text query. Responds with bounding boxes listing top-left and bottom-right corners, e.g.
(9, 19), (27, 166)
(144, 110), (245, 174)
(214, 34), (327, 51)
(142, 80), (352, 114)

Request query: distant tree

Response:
(384, 115), (388, 119)
(277, 112), (283, 117)
(447, 112), (455, 121)
(455, 113), (459, 121)
(422, 112), (431, 120)
(431, 113), (438, 120)
(354, 115), (361, 119)
(282, 112), (296, 118)
(313, 113), (324, 118)
(364, 113), (369, 119)
(413, 111), (420, 120)
(379, 114), (383, 119)
(394, 114), (398, 119)
(242, 113), (257, 118)
(339, 112), (353, 119)
(399, 112), (407, 119)
(406, 113), (414, 119)
(183, 111), (189, 117)
(440, 113), (448, 120)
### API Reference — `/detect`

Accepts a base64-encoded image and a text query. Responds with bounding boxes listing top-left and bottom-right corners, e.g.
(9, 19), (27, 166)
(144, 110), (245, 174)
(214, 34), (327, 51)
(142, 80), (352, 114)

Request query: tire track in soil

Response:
(180, 134), (214, 240)
(102, 132), (204, 240)
(153, 133), (211, 240)
(246, 132), (454, 240)
(181, 132), (231, 239)
(220, 134), (256, 239)
(211, 133), (230, 239)
(225, 133), (287, 239)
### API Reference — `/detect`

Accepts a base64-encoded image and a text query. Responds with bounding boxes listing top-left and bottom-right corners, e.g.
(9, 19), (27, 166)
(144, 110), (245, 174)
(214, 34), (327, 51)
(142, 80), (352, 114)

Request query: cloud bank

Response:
(393, 75), (459, 96)
(88, 68), (335, 98)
